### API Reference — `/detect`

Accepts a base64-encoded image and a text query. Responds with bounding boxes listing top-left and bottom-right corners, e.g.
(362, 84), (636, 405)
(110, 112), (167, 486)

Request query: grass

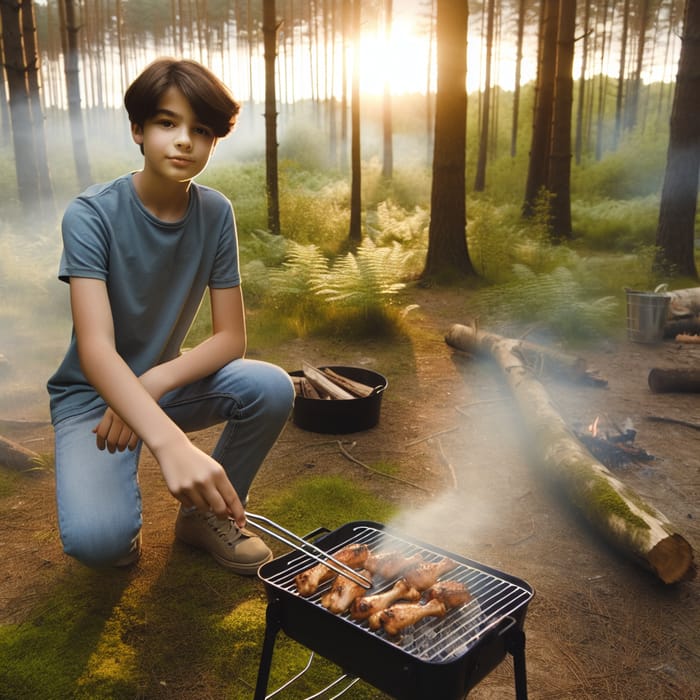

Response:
(0, 475), (396, 699)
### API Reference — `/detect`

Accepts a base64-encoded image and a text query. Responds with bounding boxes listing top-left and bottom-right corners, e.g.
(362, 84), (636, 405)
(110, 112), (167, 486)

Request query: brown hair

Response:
(124, 58), (240, 138)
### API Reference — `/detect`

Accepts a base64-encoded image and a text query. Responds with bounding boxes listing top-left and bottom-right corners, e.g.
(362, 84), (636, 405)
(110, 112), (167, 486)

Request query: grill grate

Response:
(261, 524), (531, 663)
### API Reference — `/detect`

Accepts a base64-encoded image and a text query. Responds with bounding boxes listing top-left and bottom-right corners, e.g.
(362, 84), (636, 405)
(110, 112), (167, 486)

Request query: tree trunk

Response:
(1, 0), (41, 213)
(381, 0), (393, 179)
(422, 0), (474, 280)
(523, 0), (558, 216)
(263, 0), (281, 235)
(445, 323), (696, 585)
(348, 0), (362, 245)
(547, 0), (576, 240)
(60, 0), (93, 190)
(22, 0), (55, 216)
(510, 0), (526, 158)
(654, 0), (700, 279)
(574, 0), (591, 165)
(474, 0), (495, 192)
(613, 0), (631, 150)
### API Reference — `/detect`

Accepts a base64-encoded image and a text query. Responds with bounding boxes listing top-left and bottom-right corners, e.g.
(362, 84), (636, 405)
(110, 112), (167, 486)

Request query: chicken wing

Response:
(321, 569), (373, 614)
(350, 577), (421, 621)
(375, 599), (446, 636)
(404, 557), (458, 591)
(294, 543), (371, 597)
(424, 580), (472, 609)
(364, 550), (425, 579)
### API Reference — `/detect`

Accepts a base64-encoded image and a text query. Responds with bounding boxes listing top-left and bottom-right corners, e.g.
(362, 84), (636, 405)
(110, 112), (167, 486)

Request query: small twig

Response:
(404, 426), (457, 447)
(436, 438), (458, 489)
(455, 398), (506, 417)
(507, 517), (535, 545)
(646, 415), (700, 432)
(335, 441), (431, 493)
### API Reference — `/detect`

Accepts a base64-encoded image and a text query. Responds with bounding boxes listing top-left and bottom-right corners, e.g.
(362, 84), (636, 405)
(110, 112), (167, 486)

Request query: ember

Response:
(575, 416), (654, 469)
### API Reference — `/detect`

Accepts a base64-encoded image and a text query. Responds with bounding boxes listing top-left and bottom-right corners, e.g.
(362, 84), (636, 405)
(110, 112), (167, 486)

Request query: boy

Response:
(47, 58), (294, 573)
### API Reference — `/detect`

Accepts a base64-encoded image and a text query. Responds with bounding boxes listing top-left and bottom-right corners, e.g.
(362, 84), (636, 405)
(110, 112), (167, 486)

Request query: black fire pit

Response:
(254, 521), (534, 699)
(290, 366), (388, 434)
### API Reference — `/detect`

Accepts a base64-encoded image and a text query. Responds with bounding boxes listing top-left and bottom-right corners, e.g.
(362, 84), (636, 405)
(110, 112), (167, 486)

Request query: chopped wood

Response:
(445, 323), (696, 584)
(662, 318), (700, 338)
(648, 368), (700, 394)
(445, 323), (608, 386)
(674, 333), (700, 344)
(302, 362), (355, 400)
(321, 368), (376, 397)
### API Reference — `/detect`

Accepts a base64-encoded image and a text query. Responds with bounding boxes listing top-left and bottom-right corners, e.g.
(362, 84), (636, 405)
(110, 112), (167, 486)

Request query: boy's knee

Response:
(61, 518), (139, 568)
(260, 364), (295, 419)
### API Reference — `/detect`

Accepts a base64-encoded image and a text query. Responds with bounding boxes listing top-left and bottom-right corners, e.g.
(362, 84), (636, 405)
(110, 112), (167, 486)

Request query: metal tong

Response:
(245, 512), (372, 589)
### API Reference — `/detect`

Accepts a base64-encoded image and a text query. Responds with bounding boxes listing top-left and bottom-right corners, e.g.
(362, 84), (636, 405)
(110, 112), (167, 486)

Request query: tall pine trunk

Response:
(263, 0), (280, 234)
(422, 0), (474, 279)
(474, 0), (495, 192)
(60, 0), (92, 190)
(381, 0), (393, 179)
(548, 0), (576, 240)
(348, 0), (362, 245)
(654, 0), (700, 279)
(1, 0), (40, 214)
(523, 0), (558, 216)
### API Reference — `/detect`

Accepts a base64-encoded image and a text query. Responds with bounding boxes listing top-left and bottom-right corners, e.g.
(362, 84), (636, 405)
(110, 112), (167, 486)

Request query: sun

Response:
(357, 17), (432, 96)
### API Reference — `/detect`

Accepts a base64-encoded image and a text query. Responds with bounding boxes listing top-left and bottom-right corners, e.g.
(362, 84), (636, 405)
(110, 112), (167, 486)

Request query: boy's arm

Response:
(138, 284), (247, 400)
(70, 277), (246, 524)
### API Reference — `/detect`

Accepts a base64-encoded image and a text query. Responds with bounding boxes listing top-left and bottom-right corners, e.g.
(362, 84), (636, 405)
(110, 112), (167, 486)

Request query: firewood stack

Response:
(293, 362), (378, 400)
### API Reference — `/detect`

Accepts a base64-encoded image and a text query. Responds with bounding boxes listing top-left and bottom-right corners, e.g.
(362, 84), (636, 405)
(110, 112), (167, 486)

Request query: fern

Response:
(476, 264), (620, 340)
(313, 240), (408, 308)
(268, 241), (330, 299)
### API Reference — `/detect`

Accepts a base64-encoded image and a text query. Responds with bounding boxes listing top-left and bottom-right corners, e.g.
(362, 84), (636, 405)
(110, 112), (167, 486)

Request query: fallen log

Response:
(0, 434), (41, 473)
(648, 368), (700, 394)
(446, 323), (607, 386)
(445, 323), (695, 584)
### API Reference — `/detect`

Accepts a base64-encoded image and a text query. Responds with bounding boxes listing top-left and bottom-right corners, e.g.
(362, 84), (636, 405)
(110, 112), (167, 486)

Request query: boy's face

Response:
(131, 87), (217, 184)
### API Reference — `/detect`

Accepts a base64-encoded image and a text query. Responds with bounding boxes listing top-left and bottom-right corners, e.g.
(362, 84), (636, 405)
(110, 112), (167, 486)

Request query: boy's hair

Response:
(124, 58), (240, 138)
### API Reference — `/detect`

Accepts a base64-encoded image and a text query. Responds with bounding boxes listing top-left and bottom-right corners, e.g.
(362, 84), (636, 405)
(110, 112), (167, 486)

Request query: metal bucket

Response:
(625, 289), (670, 343)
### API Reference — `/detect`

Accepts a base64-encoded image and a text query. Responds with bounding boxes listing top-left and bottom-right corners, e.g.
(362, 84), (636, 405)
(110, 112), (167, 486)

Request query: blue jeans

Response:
(53, 358), (294, 568)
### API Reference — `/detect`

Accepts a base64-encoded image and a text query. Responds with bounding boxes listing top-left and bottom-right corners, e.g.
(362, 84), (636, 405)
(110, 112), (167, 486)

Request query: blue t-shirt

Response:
(47, 173), (240, 423)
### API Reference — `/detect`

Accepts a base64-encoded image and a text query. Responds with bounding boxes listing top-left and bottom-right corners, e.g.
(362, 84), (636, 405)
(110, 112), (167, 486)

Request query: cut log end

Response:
(647, 534), (696, 584)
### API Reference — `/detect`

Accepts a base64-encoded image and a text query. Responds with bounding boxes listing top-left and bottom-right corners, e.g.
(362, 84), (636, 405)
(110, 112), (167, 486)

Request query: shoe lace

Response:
(204, 512), (242, 546)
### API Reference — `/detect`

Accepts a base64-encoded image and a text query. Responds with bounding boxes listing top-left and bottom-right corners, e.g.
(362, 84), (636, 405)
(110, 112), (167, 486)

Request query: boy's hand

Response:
(155, 440), (246, 526)
(93, 407), (139, 452)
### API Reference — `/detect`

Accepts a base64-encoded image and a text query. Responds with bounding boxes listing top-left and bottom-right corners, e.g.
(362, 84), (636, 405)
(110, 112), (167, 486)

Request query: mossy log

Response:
(445, 323), (695, 584)
(446, 324), (607, 386)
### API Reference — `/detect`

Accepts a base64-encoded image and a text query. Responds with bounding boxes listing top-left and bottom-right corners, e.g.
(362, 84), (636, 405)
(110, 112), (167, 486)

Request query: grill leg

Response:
(254, 599), (282, 700)
(508, 628), (528, 700)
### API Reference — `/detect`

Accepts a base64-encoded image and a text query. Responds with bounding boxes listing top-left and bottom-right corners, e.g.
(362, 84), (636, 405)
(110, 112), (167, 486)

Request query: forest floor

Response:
(1, 284), (699, 699)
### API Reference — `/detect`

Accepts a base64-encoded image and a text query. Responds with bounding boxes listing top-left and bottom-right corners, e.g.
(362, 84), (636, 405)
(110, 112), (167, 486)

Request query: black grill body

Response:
(254, 521), (533, 700)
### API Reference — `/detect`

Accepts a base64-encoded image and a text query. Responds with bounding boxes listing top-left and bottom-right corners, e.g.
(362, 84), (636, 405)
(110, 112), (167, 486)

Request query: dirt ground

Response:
(1, 286), (699, 699)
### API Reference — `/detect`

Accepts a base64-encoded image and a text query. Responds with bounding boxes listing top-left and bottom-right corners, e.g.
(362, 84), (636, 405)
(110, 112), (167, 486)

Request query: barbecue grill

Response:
(253, 520), (534, 699)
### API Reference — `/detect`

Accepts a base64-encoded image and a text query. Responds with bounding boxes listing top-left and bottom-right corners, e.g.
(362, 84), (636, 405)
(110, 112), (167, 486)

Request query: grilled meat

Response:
(294, 543), (371, 597)
(424, 580), (472, 609)
(350, 578), (421, 621)
(375, 599), (447, 636)
(404, 557), (458, 591)
(321, 569), (373, 614)
(364, 550), (425, 579)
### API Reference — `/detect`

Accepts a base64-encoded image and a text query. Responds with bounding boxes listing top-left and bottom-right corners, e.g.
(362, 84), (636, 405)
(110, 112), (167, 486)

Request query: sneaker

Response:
(114, 532), (142, 568)
(174, 508), (272, 575)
